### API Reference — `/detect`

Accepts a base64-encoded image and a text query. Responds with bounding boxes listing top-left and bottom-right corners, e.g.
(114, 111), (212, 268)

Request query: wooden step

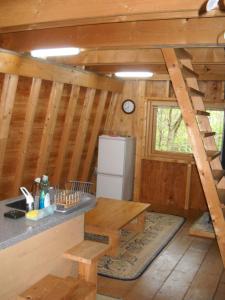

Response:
(181, 65), (199, 79)
(200, 131), (216, 138)
(188, 87), (205, 97)
(217, 188), (225, 205)
(212, 170), (225, 182)
(195, 110), (210, 116)
(175, 48), (193, 60)
(18, 275), (95, 300)
(63, 240), (110, 264)
(206, 150), (221, 161)
(189, 212), (215, 239)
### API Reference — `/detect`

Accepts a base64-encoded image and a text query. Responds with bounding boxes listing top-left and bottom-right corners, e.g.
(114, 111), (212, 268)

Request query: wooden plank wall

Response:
(0, 50), (123, 199)
(0, 48), (224, 217)
(110, 80), (225, 217)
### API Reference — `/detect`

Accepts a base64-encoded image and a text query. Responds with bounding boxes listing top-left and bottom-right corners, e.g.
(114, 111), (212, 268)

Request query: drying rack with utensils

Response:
(54, 181), (95, 214)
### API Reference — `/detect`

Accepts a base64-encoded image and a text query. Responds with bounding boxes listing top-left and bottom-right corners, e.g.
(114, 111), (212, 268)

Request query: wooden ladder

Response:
(162, 48), (225, 267)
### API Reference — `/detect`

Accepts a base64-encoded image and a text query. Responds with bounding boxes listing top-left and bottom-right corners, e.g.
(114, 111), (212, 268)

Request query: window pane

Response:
(154, 106), (224, 154)
(208, 110), (224, 150)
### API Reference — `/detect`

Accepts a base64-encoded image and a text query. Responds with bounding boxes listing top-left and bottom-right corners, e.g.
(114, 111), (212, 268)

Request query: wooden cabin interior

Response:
(0, 1), (225, 299)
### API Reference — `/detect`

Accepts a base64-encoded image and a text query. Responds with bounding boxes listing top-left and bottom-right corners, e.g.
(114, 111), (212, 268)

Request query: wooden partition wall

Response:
(0, 49), (123, 200)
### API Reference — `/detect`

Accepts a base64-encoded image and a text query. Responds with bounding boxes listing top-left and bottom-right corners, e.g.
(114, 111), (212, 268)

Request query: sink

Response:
(6, 198), (27, 211)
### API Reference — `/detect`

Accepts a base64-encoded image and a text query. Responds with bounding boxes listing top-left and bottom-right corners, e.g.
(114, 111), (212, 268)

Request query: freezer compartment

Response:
(97, 136), (126, 176)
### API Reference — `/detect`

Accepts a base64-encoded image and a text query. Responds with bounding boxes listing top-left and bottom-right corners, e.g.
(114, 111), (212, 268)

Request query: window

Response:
(153, 106), (224, 154)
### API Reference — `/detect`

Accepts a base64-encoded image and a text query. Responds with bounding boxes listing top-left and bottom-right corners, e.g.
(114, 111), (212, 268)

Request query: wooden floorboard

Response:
(97, 220), (224, 300)
(214, 271), (225, 300)
(184, 243), (223, 300)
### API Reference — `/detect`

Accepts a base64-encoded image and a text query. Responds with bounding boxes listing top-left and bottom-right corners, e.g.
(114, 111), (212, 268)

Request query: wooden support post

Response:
(81, 90), (108, 181)
(185, 163), (192, 210)
(0, 74), (18, 180)
(35, 81), (64, 177)
(52, 85), (80, 185)
(104, 92), (121, 134)
(78, 263), (96, 300)
(68, 88), (96, 181)
(133, 81), (146, 201)
(12, 78), (42, 195)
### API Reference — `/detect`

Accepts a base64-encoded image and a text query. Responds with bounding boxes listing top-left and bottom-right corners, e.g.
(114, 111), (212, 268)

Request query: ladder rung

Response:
(200, 131), (216, 138)
(217, 188), (225, 203)
(206, 150), (221, 161)
(181, 65), (199, 79)
(175, 48), (193, 60)
(212, 170), (225, 182)
(195, 110), (210, 116)
(189, 87), (205, 97)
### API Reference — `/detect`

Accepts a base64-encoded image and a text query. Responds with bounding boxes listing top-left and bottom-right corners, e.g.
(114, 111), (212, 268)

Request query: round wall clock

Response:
(121, 99), (136, 114)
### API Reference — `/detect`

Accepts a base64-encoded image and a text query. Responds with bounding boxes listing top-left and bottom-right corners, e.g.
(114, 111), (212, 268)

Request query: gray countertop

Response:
(0, 194), (96, 250)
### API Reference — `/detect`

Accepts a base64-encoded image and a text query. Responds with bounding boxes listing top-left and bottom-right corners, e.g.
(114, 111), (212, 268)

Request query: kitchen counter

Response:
(0, 194), (96, 300)
(0, 194), (96, 250)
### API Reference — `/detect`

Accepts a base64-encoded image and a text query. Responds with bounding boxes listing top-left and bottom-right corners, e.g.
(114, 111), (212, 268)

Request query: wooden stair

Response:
(63, 239), (110, 299)
(18, 274), (95, 300)
(63, 239), (110, 264)
(19, 240), (110, 300)
(162, 48), (225, 268)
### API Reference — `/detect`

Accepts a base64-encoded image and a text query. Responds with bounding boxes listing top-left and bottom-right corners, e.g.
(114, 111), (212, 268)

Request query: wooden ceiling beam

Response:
(50, 48), (225, 65)
(86, 64), (225, 73)
(0, 49), (123, 92)
(0, 17), (224, 51)
(85, 64), (225, 80)
(0, 0), (220, 33)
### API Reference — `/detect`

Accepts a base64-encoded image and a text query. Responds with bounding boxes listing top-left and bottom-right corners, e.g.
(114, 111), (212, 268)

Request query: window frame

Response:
(146, 100), (224, 160)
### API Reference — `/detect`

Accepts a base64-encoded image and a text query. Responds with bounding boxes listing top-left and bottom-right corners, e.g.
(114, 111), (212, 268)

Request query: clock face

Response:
(122, 99), (136, 114)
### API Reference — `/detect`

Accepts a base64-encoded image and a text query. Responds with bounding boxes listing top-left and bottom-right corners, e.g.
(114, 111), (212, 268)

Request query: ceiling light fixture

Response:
(30, 47), (80, 58)
(115, 71), (154, 78)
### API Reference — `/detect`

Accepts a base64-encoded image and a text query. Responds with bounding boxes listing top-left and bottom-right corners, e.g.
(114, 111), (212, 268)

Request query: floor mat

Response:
(86, 212), (185, 280)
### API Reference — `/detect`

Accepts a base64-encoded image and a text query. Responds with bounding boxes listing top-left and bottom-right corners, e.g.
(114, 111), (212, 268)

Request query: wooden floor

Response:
(97, 221), (225, 300)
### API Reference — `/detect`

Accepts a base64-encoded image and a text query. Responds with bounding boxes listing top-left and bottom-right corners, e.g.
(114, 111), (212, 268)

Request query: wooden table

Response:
(85, 197), (150, 255)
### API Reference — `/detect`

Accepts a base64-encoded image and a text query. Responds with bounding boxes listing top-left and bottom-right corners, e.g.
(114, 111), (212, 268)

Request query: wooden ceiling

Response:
(0, 0), (224, 80)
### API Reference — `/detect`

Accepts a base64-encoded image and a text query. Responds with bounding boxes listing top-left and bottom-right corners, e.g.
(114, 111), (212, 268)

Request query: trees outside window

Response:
(154, 106), (224, 154)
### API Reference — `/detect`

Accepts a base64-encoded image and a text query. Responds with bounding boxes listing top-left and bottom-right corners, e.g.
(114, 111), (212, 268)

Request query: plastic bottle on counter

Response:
(31, 177), (40, 210)
(39, 175), (50, 209)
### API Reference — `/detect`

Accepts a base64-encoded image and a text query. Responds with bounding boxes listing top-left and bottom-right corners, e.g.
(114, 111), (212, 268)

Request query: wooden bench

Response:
(18, 240), (110, 300)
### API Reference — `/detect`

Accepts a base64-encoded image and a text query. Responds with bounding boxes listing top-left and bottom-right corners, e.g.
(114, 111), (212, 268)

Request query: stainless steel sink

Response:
(6, 198), (27, 211)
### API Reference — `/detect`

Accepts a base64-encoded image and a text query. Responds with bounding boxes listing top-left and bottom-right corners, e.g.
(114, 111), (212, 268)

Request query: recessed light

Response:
(115, 71), (153, 78)
(30, 47), (80, 58)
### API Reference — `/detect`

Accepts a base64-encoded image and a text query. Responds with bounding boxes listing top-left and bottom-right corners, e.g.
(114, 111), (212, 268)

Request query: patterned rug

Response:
(86, 212), (185, 281)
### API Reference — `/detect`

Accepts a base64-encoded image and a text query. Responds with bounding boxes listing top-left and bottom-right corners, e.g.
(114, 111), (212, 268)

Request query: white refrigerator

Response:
(96, 135), (135, 200)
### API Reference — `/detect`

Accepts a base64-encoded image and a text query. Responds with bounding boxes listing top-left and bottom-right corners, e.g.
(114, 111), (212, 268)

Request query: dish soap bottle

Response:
(39, 175), (50, 209)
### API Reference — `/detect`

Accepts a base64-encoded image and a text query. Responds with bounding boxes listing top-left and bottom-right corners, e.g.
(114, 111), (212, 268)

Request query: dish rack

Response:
(54, 181), (95, 213)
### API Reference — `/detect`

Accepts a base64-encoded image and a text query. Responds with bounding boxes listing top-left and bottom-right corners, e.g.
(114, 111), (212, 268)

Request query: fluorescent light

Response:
(206, 0), (219, 11)
(115, 71), (153, 78)
(30, 47), (80, 58)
